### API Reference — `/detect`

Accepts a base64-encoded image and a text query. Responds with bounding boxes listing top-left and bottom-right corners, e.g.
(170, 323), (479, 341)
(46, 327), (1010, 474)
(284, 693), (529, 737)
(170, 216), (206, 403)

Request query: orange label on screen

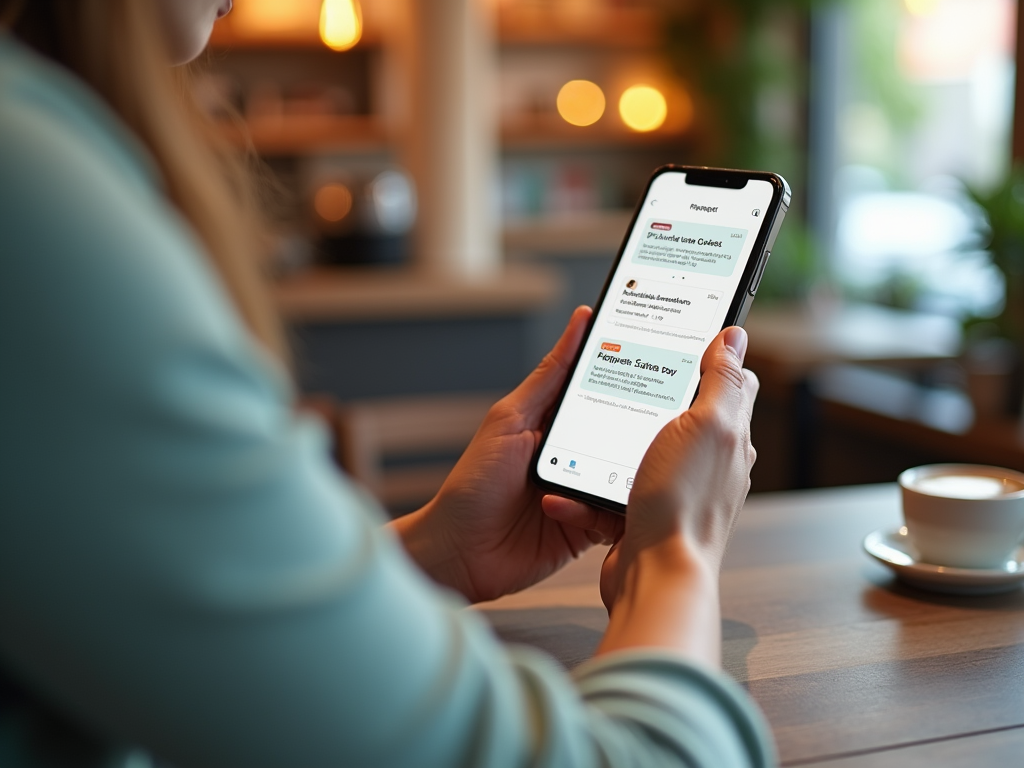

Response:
(601, 342), (622, 352)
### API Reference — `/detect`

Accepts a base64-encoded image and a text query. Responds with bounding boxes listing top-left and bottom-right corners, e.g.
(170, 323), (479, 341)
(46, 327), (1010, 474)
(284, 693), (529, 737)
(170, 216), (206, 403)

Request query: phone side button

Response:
(749, 251), (771, 295)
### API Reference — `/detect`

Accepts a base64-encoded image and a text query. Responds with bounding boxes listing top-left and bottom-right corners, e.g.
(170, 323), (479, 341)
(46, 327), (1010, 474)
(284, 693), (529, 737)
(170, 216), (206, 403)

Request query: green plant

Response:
(967, 165), (1024, 349)
(662, 0), (837, 300)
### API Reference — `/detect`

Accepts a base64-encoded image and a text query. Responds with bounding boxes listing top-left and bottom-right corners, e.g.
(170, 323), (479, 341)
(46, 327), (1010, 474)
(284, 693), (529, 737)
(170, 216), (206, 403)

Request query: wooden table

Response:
(811, 364), (1024, 479)
(478, 484), (1024, 767)
(741, 303), (963, 490)
(744, 302), (962, 386)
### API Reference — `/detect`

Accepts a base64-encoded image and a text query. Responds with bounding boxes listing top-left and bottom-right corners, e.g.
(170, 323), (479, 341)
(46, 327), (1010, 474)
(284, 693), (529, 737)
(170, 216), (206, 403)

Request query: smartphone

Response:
(531, 165), (790, 514)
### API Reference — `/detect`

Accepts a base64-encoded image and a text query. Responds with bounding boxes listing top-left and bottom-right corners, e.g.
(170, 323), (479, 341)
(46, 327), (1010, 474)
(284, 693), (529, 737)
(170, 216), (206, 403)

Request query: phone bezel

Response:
(530, 164), (790, 514)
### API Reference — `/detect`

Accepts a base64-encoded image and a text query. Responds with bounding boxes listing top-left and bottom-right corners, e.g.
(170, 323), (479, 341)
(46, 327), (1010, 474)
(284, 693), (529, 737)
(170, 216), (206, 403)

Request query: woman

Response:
(0, 1), (772, 767)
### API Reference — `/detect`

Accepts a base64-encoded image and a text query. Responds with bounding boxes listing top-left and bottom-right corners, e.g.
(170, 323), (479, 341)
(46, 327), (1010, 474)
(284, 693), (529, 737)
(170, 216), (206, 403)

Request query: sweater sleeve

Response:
(0, 37), (776, 768)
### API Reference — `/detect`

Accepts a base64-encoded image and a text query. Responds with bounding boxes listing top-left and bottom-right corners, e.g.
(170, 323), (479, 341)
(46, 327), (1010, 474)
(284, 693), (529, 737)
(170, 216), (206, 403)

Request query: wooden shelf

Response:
(498, 7), (659, 49)
(218, 114), (688, 156)
(502, 115), (691, 151)
(275, 264), (561, 323)
(209, 6), (657, 51)
(504, 210), (633, 256)
(207, 4), (678, 157)
(218, 114), (389, 155)
(209, 28), (372, 51)
(208, 12), (381, 50)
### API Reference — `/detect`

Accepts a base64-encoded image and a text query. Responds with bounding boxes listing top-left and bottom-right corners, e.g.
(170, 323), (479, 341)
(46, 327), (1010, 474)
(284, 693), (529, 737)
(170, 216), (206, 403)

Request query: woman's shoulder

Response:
(0, 33), (266, 409)
(0, 33), (159, 193)
(0, 32), (213, 316)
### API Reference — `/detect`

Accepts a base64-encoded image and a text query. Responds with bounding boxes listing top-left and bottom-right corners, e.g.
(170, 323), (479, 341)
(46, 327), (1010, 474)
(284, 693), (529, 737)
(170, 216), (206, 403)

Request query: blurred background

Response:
(196, 0), (1024, 515)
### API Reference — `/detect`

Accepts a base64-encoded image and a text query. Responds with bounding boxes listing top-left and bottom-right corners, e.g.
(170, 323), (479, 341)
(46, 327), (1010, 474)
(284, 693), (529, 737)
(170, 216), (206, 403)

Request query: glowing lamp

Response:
(314, 183), (354, 223)
(619, 85), (667, 133)
(320, 0), (363, 52)
(556, 80), (606, 127)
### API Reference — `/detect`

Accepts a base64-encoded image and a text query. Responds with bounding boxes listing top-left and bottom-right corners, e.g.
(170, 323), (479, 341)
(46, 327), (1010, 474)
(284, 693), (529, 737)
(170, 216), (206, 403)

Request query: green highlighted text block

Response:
(631, 218), (748, 276)
(581, 338), (697, 410)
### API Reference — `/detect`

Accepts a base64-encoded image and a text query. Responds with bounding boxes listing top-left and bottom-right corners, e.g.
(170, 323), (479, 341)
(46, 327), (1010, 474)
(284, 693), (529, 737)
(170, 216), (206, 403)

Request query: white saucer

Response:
(863, 527), (1024, 595)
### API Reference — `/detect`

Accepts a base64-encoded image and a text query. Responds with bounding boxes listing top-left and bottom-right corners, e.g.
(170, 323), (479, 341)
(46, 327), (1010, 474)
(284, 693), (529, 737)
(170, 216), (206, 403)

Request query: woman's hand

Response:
(390, 307), (624, 603)
(591, 326), (759, 665)
(617, 325), (757, 571)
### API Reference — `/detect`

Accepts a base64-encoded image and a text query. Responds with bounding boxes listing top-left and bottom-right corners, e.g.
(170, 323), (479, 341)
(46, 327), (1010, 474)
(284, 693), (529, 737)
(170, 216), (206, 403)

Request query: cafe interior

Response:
(205, 0), (1024, 507)
(190, 0), (1024, 762)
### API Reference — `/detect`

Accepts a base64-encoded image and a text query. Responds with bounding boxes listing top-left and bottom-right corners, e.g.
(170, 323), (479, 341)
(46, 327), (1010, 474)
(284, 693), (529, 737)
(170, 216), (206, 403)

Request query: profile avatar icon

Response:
(626, 279), (637, 290)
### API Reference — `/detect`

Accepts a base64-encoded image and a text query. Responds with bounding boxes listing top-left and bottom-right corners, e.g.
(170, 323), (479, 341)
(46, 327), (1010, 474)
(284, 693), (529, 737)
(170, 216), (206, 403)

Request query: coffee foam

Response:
(910, 473), (1024, 500)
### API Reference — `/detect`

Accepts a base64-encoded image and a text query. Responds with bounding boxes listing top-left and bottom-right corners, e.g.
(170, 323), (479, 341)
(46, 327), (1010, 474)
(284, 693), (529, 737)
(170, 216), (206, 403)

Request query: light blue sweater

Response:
(0, 34), (775, 768)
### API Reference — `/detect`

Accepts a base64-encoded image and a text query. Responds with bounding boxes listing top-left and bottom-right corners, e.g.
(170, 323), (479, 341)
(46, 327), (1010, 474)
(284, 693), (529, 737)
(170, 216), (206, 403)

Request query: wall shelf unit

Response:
(209, 6), (659, 51)
(219, 114), (390, 156)
(200, 1), (691, 268)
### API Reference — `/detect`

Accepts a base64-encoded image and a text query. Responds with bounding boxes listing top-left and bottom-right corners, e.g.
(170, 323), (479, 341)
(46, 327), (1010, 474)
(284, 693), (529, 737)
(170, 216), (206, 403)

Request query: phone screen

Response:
(535, 169), (782, 508)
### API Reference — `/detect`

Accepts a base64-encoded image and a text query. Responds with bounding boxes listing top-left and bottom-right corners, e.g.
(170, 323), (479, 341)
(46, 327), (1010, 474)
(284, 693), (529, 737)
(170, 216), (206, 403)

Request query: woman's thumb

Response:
(506, 306), (592, 416)
(691, 327), (757, 418)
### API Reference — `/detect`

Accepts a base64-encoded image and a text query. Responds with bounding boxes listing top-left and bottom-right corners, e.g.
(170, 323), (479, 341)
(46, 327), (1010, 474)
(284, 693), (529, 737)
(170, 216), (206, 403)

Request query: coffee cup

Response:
(898, 464), (1024, 569)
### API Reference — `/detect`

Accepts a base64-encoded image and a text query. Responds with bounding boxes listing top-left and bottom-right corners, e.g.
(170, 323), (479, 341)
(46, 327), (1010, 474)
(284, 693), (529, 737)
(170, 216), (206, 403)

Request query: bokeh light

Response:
(904, 0), (940, 16)
(556, 80), (606, 127)
(231, 0), (311, 34)
(618, 85), (667, 132)
(320, 0), (363, 52)
(314, 182), (354, 223)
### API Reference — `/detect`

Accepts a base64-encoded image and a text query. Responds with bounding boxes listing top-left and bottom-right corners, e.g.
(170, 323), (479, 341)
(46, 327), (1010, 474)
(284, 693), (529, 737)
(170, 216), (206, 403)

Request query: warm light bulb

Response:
(619, 85), (667, 133)
(320, 0), (363, 52)
(556, 80), (606, 127)
(314, 183), (353, 223)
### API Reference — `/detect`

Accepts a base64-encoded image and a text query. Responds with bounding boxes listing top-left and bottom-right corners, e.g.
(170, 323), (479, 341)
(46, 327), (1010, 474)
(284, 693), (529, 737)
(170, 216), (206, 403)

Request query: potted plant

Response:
(964, 165), (1024, 419)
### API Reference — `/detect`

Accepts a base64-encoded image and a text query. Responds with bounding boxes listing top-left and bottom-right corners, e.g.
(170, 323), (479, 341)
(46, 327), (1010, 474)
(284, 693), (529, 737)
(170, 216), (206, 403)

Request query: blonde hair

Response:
(1, 0), (288, 363)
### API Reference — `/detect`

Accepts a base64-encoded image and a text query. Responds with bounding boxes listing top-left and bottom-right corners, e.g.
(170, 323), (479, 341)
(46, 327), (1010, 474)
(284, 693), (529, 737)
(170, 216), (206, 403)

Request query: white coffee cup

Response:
(898, 464), (1024, 569)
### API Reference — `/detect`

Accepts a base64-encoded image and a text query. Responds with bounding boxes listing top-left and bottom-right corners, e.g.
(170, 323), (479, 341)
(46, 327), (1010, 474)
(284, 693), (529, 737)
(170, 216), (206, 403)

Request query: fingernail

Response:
(724, 326), (748, 362)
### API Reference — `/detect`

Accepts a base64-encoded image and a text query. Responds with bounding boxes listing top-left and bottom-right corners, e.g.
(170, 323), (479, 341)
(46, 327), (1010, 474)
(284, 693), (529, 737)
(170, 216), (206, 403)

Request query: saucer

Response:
(863, 527), (1024, 595)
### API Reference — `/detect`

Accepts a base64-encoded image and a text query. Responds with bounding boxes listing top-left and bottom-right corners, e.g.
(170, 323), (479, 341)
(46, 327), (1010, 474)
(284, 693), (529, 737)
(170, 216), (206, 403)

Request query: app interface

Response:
(537, 172), (776, 505)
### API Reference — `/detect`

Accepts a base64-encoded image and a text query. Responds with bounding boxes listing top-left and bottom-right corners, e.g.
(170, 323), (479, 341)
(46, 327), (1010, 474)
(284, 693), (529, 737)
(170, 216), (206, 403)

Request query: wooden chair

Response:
(304, 392), (499, 514)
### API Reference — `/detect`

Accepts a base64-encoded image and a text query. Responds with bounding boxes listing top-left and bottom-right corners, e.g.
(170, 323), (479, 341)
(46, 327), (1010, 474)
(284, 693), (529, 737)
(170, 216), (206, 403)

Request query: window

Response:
(819, 0), (1017, 318)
